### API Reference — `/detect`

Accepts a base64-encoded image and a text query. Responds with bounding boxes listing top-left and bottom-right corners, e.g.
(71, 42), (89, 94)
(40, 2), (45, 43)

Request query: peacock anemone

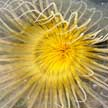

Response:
(0, 0), (108, 108)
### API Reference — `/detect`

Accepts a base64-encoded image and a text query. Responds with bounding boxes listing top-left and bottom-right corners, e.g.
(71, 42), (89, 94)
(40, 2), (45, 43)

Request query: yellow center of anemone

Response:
(14, 13), (96, 85)
(35, 33), (73, 74)
(27, 21), (87, 82)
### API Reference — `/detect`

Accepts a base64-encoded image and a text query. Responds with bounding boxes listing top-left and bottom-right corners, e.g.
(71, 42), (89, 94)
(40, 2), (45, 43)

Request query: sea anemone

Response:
(0, 0), (108, 108)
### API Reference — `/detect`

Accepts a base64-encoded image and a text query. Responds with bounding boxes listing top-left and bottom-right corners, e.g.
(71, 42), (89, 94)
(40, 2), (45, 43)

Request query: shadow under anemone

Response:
(0, 0), (108, 108)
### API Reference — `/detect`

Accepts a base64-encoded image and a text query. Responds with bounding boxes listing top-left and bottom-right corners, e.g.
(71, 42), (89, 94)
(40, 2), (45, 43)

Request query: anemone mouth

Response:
(0, 0), (108, 108)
